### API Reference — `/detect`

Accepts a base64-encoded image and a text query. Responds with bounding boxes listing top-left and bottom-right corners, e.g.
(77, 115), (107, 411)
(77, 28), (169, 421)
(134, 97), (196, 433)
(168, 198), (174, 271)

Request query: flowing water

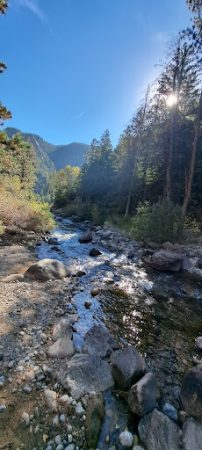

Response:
(37, 217), (202, 447)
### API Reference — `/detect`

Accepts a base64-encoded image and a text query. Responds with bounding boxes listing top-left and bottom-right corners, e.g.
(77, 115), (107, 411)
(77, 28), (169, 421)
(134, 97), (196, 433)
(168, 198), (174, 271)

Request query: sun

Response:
(166, 93), (178, 107)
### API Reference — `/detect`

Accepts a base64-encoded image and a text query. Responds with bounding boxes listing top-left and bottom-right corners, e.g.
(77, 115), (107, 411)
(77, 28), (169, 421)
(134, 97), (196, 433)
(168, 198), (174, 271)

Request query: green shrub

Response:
(106, 214), (133, 234)
(0, 176), (55, 232)
(183, 216), (201, 235)
(131, 200), (183, 243)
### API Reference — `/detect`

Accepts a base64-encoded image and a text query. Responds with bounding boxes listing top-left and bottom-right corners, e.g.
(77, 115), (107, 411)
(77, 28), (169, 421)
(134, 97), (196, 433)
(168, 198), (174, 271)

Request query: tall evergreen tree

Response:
(0, 0), (11, 124)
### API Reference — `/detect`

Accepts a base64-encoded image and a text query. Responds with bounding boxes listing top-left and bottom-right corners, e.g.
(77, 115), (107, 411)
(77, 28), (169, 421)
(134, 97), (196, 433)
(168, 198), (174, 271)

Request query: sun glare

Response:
(166, 93), (178, 107)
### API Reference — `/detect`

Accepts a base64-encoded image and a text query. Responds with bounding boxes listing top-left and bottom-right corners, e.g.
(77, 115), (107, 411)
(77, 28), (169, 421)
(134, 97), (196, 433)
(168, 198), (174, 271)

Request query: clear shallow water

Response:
(37, 218), (202, 409)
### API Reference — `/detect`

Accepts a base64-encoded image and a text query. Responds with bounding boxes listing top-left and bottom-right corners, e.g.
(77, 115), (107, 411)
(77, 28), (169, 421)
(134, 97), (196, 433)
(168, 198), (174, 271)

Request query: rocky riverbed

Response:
(0, 217), (202, 450)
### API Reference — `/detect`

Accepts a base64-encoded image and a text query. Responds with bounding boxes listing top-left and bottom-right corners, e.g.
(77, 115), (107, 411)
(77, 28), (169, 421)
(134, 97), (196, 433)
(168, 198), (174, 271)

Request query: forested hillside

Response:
(5, 127), (90, 170)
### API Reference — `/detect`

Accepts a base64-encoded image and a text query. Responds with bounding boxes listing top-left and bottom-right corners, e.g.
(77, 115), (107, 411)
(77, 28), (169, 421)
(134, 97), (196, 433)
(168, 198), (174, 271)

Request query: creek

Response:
(37, 216), (202, 448)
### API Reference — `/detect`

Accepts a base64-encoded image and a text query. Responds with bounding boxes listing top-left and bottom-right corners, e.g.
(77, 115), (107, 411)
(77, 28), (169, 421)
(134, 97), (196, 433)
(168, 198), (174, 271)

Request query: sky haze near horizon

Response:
(1, 0), (191, 146)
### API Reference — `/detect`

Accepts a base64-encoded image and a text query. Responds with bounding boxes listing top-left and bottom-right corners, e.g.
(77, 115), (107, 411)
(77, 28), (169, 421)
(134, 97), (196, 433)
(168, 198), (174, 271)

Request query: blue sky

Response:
(1, 0), (191, 146)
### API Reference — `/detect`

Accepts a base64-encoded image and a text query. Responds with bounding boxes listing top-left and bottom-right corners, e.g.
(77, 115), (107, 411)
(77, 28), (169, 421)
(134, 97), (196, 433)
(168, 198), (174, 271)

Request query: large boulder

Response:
(128, 373), (158, 416)
(83, 325), (117, 358)
(57, 353), (114, 399)
(182, 417), (202, 450)
(79, 231), (92, 243)
(138, 408), (181, 450)
(145, 250), (184, 272)
(25, 259), (69, 281)
(85, 392), (104, 448)
(180, 364), (202, 422)
(110, 346), (146, 389)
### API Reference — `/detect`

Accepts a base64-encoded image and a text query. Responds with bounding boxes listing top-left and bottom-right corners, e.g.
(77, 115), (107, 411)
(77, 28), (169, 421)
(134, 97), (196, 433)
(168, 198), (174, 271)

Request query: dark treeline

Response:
(52, 0), (202, 242)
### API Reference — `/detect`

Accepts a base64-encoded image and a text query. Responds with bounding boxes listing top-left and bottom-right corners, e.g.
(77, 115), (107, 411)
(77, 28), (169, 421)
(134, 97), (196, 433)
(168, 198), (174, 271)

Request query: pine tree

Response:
(0, 1), (11, 124)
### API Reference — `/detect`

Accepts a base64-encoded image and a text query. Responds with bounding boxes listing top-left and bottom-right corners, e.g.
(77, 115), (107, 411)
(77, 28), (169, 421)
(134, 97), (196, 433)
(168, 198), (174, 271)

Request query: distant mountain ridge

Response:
(4, 127), (90, 170)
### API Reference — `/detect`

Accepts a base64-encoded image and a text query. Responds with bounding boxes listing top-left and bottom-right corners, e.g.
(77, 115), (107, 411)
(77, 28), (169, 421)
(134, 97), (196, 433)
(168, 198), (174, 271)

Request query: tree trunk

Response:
(165, 107), (176, 199)
(124, 87), (150, 217)
(124, 136), (135, 217)
(181, 90), (202, 218)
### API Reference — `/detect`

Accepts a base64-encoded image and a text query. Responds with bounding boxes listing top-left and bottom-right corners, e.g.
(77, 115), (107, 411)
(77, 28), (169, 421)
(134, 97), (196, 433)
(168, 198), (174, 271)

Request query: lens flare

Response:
(166, 93), (178, 107)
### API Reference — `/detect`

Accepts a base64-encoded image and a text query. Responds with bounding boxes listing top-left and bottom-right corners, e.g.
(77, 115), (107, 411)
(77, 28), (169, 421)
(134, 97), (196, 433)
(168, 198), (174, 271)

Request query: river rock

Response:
(132, 447), (145, 450)
(57, 353), (113, 399)
(197, 257), (202, 269)
(183, 267), (202, 283)
(138, 408), (181, 450)
(182, 417), (202, 450)
(48, 336), (75, 359)
(51, 245), (62, 252)
(91, 287), (100, 297)
(89, 248), (102, 257)
(180, 364), (202, 422)
(128, 373), (158, 416)
(48, 237), (59, 245)
(195, 336), (202, 351)
(145, 250), (184, 272)
(83, 325), (117, 358)
(79, 231), (92, 243)
(52, 317), (77, 340)
(119, 430), (134, 447)
(44, 389), (58, 412)
(85, 392), (104, 448)
(162, 402), (178, 421)
(110, 346), (146, 389)
(25, 259), (70, 281)
(97, 230), (112, 240)
(21, 412), (30, 427)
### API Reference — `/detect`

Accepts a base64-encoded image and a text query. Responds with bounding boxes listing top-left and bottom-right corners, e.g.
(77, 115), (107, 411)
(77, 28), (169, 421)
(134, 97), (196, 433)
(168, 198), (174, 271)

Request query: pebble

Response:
(195, 336), (202, 351)
(21, 412), (30, 427)
(60, 413), (66, 423)
(22, 385), (32, 394)
(91, 287), (100, 297)
(0, 404), (6, 413)
(67, 424), (73, 433)
(44, 389), (58, 412)
(162, 402), (178, 421)
(55, 435), (62, 445)
(7, 360), (14, 369)
(60, 394), (70, 404)
(119, 430), (134, 447)
(56, 446), (63, 450)
(84, 301), (92, 309)
(0, 375), (5, 388)
(53, 415), (59, 427)
(64, 445), (75, 450)
(75, 402), (85, 416)
(67, 434), (73, 443)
